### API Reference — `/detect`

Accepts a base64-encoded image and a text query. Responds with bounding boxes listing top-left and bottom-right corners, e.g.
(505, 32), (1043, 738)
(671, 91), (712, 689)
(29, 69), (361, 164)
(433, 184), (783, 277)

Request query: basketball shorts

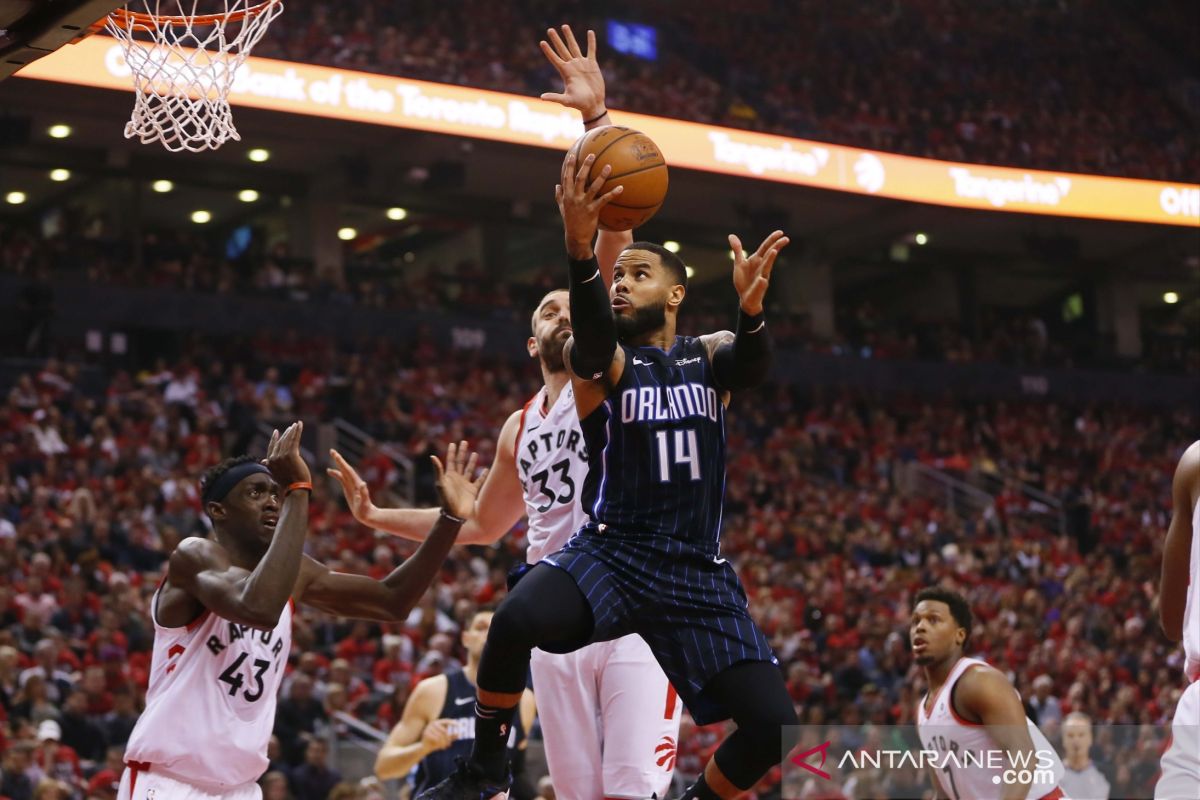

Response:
(531, 634), (681, 800)
(119, 764), (262, 800)
(540, 528), (779, 725)
(1157, 679), (1200, 799)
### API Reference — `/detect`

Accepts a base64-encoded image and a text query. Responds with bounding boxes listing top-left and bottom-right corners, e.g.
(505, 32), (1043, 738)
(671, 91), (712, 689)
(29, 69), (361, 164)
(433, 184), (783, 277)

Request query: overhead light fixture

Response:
(5, 191), (27, 205)
(663, 240), (681, 253)
(386, 207), (408, 221)
(152, 180), (174, 193)
(1164, 291), (1180, 305)
(338, 227), (357, 241)
(248, 148), (270, 163)
(47, 124), (72, 139)
(191, 210), (212, 224)
(915, 232), (929, 245)
(238, 189), (260, 203)
(49, 169), (71, 182)
(685, 265), (696, 279)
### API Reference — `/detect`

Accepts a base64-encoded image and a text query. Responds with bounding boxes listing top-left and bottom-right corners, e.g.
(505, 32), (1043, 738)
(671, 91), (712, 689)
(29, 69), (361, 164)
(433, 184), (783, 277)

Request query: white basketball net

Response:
(104, 1), (284, 153)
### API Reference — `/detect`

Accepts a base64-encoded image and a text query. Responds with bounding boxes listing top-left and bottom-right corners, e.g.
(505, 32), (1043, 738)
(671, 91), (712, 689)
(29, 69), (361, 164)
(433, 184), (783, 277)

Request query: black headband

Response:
(202, 462), (272, 504)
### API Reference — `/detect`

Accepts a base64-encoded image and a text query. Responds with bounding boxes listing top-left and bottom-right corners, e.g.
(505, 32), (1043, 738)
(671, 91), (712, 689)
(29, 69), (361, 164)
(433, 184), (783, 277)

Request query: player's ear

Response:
(667, 283), (686, 311)
(206, 500), (226, 521)
(527, 336), (538, 359)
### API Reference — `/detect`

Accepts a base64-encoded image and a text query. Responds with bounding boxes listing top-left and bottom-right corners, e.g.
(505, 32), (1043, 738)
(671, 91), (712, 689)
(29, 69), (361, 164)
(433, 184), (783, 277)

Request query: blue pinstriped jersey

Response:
(579, 336), (726, 554)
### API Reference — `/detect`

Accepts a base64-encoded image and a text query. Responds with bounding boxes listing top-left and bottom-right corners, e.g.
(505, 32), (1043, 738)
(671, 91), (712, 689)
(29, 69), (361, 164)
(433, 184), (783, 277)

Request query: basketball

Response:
(569, 126), (668, 231)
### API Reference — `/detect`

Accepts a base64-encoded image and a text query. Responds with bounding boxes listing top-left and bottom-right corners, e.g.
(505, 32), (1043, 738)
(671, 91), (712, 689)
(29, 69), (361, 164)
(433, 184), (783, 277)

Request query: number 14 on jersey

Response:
(655, 429), (701, 482)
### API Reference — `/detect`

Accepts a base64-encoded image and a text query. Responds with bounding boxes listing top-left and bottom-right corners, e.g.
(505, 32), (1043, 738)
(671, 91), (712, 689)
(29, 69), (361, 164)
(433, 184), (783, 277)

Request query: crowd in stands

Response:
(3, 222), (1196, 376)
(0, 322), (1192, 798)
(250, 0), (1197, 181)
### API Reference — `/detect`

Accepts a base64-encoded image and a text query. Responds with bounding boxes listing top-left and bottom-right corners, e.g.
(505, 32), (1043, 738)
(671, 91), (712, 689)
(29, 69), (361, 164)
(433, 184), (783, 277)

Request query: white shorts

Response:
(531, 634), (681, 800)
(1158, 679), (1200, 799)
(118, 765), (262, 800)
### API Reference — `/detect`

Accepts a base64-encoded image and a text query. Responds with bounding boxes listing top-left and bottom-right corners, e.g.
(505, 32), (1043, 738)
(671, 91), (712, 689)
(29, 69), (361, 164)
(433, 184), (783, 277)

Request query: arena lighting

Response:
(5, 191), (27, 204)
(238, 189), (260, 202)
(338, 227), (357, 241)
(915, 232), (929, 245)
(663, 240), (681, 253)
(386, 207), (408, 220)
(47, 124), (71, 139)
(191, 210), (212, 224)
(1163, 291), (1180, 304)
(49, 169), (71, 182)
(685, 265), (696, 278)
(152, 180), (174, 193)
(248, 148), (270, 162)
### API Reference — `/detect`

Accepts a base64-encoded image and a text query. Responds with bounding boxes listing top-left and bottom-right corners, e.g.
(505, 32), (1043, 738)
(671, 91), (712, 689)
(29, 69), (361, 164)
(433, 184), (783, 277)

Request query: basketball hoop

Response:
(103, 1), (284, 152)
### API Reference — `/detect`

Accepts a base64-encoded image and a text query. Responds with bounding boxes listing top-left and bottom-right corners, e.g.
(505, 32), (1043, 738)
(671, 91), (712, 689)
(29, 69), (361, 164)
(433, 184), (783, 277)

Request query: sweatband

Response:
(202, 462), (272, 503)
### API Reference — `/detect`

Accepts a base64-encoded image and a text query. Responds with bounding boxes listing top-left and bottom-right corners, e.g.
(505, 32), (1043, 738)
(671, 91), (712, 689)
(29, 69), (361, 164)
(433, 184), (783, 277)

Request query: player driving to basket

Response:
(414, 51), (799, 800)
(329, 26), (683, 800)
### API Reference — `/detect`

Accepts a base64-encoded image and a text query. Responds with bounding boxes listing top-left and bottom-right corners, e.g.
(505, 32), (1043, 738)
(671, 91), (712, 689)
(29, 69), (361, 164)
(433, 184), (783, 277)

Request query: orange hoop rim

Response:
(108, 0), (280, 28)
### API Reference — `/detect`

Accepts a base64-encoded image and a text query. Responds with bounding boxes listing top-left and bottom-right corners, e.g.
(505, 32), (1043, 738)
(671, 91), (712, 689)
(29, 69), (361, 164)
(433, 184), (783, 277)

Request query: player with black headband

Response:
(118, 422), (486, 800)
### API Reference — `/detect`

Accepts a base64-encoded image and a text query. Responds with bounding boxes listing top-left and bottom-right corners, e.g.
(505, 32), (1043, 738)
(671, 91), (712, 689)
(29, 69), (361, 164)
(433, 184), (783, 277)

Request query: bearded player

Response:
(118, 423), (485, 800)
(415, 71), (798, 798)
(329, 26), (682, 800)
(911, 587), (1066, 800)
(1156, 440), (1200, 800)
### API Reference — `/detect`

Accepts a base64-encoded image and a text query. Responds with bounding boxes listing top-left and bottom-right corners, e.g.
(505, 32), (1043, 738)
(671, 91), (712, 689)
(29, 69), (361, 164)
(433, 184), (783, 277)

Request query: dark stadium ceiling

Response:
(1, 76), (1197, 283)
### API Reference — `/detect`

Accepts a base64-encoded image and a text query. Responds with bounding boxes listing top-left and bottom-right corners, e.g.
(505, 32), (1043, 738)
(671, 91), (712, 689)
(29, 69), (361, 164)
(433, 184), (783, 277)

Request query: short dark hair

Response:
(625, 241), (688, 287)
(199, 455), (257, 507)
(914, 586), (973, 642)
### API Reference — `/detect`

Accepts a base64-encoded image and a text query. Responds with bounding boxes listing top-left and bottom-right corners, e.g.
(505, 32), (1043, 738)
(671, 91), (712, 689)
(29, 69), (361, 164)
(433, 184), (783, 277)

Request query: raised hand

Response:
(432, 440), (488, 522)
(327, 449), (380, 525)
(557, 151), (623, 259)
(263, 421), (310, 486)
(729, 230), (789, 315)
(539, 25), (606, 120)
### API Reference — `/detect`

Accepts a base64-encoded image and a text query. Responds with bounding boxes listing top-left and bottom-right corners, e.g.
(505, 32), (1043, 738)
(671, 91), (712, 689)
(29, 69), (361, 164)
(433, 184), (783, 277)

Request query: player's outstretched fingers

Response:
(575, 153), (595, 190)
(594, 185), (624, 209)
(464, 451), (479, 479)
(585, 28), (596, 60)
(729, 234), (746, 262)
(546, 26), (572, 62)
(561, 24), (584, 59)
(431, 454), (445, 479)
(761, 237), (789, 280)
(586, 164), (611, 198)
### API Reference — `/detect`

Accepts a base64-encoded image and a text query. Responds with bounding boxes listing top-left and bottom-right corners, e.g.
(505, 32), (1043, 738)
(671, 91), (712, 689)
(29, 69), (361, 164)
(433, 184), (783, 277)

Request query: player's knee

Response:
(489, 595), (539, 649)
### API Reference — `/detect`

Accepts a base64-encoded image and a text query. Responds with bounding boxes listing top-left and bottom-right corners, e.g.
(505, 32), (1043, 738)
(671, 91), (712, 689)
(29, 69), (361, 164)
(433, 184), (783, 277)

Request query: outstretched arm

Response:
(539, 23), (631, 283)
(702, 231), (789, 392)
(559, 150), (623, 382)
(1161, 441), (1199, 641)
(327, 412), (527, 547)
(167, 423), (311, 630)
(297, 443), (486, 621)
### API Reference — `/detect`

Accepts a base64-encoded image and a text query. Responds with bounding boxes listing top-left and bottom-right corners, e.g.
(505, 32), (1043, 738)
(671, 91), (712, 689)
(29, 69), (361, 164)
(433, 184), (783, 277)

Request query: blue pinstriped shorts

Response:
(540, 528), (779, 725)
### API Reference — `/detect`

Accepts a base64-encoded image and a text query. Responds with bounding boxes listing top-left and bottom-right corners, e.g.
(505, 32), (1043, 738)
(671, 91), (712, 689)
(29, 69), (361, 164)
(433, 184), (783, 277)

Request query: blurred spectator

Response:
(288, 739), (342, 800)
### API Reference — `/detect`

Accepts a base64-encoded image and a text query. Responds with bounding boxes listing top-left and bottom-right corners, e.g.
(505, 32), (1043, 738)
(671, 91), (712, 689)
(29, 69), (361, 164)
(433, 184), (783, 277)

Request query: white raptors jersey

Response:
(1184, 499), (1200, 681)
(515, 384), (590, 564)
(124, 590), (292, 789)
(916, 657), (1063, 800)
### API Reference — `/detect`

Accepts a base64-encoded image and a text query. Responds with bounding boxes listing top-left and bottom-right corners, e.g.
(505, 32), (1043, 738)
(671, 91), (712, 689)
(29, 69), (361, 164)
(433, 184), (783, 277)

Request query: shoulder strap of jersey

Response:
(514, 390), (542, 459)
